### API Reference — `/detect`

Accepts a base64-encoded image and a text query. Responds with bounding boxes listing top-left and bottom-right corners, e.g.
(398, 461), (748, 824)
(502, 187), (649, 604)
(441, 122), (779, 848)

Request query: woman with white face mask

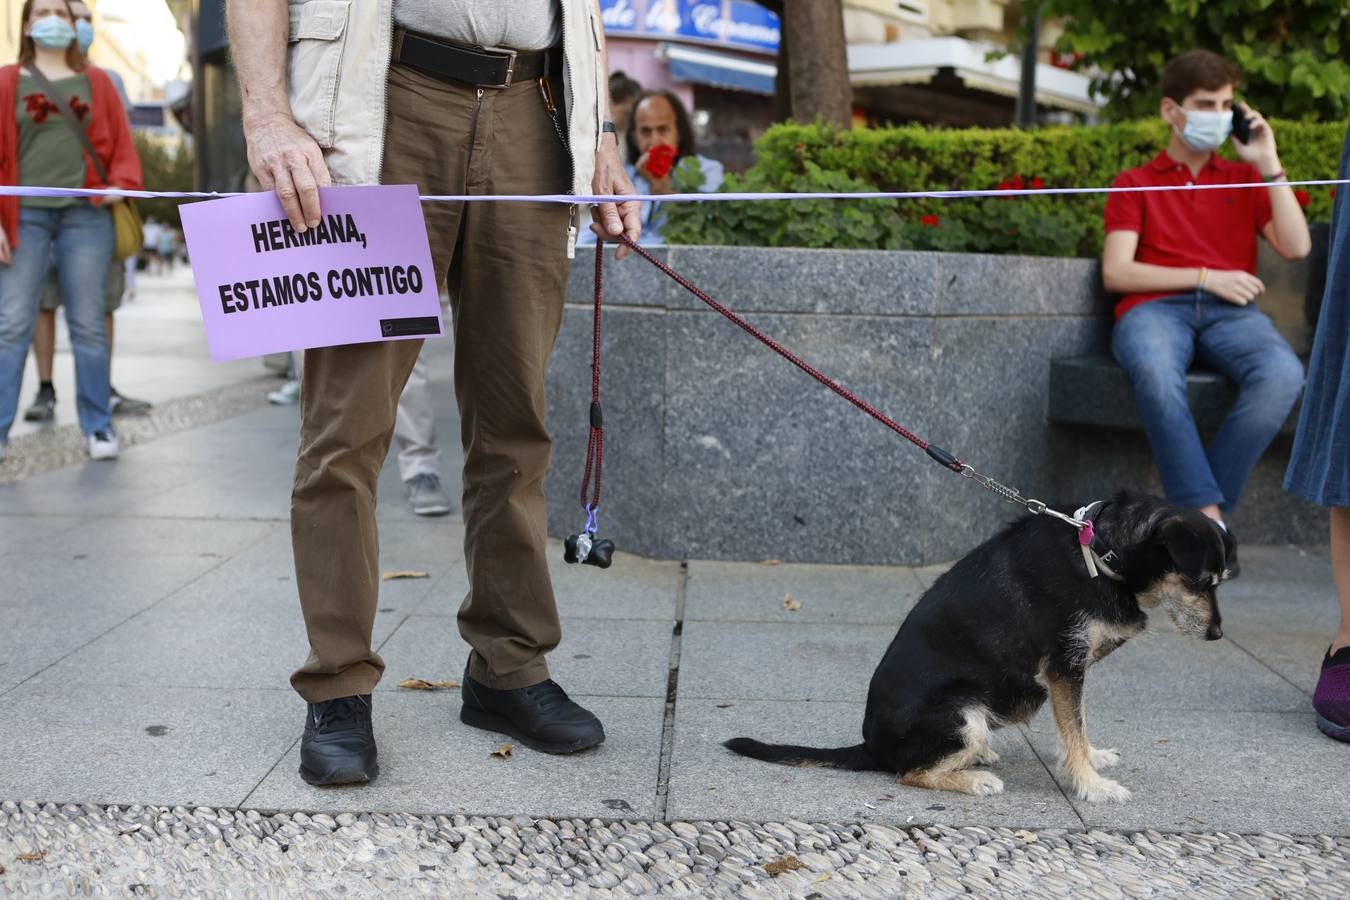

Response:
(0, 0), (143, 463)
(21, 0), (151, 428)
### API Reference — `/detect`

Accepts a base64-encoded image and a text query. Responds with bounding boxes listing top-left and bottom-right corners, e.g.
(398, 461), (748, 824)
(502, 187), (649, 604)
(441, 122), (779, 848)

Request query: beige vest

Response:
(285, 0), (603, 199)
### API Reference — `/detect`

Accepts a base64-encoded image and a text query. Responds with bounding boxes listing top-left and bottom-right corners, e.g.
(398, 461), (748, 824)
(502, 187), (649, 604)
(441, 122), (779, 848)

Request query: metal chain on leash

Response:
(611, 234), (1087, 534)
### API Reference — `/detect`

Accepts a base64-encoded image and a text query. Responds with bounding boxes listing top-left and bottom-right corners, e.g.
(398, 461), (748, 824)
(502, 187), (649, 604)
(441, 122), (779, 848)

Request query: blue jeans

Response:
(1112, 294), (1305, 511)
(0, 204), (113, 441)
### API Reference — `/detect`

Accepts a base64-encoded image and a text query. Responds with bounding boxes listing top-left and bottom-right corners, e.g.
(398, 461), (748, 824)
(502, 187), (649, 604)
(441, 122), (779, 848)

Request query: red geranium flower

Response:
(1010, 174), (1025, 190)
(1031, 176), (1045, 190)
(1294, 189), (1311, 208)
(1332, 187), (1338, 200)
(920, 214), (940, 228)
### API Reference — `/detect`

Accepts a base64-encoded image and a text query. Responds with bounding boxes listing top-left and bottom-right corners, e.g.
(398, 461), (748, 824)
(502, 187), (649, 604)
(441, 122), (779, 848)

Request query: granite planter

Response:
(545, 246), (1321, 565)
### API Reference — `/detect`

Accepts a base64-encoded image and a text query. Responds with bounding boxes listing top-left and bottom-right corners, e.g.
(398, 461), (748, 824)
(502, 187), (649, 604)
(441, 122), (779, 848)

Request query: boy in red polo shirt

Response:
(1103, 50), (1310, 526)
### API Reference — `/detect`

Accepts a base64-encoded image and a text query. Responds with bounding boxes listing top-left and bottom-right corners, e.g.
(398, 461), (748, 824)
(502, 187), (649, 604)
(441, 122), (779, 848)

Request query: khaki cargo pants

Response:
(289, 60), (574, 701)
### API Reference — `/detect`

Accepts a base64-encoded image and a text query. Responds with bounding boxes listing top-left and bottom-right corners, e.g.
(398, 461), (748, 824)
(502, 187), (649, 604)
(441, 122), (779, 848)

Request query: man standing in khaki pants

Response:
(229, 0), (641, 785)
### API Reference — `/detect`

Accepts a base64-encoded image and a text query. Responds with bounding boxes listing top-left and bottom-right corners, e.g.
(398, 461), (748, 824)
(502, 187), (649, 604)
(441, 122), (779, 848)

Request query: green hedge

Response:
(664, 120), (1347, 257)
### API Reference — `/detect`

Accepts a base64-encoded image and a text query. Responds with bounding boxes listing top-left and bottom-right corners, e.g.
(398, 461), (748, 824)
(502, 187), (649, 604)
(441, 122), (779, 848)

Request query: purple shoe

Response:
(1313, 646), (1350, 742)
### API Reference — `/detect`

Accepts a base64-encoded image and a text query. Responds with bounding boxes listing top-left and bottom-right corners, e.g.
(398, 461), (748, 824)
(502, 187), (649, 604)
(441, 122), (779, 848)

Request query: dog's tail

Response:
(723, 737), (879, 771)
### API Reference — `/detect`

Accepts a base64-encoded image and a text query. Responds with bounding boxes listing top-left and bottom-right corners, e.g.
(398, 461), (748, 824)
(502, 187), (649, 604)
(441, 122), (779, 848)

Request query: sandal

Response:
(1313, 645), (1350, 742)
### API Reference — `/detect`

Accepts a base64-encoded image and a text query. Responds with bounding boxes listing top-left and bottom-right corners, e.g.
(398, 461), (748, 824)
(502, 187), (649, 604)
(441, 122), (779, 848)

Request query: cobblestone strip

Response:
(0, 376), (276, 484)
(2, 801), (1347, 898)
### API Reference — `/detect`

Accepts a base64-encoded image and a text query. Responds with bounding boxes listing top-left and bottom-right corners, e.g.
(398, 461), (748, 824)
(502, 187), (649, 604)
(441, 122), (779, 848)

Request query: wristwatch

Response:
(602, 120), (617, 135)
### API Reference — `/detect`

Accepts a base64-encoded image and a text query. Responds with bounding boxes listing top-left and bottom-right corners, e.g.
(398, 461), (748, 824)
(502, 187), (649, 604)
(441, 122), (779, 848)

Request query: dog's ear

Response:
(1160, 518), (1212, 583)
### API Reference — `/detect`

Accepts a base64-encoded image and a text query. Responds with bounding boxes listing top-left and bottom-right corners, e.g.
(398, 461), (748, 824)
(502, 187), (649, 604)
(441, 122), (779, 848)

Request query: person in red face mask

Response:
(582, 89), (724, 247)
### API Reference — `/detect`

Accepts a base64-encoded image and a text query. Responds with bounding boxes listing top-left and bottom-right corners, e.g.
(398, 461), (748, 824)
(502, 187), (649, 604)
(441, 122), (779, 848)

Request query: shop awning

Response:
(660, 43), (777, 96)
(848, 38), (1102, 115)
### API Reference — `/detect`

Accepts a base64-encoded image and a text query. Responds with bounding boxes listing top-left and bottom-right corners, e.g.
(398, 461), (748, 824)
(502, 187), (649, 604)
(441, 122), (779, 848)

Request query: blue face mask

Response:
(29, 15), (75, 51)
(76, 19), (94, 54)
(1177, 109), (1232, 153)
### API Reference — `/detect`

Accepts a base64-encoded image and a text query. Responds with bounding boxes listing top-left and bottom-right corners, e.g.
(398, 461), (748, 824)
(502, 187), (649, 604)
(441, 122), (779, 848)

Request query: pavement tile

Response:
(667, 698), (1081, 829)
(244, 693), (664, 819)
(1211, 548), (1338, 694)
(369, 519), (465, 575)
(1080, 626), (1310, 712)
(0, 513), (82, 557)
(52, 516), (271, 560)
(0, 684), (297, 809)
(0, 461), (206, 516)
(135, 460), (295, 520)
(1021, 708), (1350, 834)
(23, 596), (402, 692)
(685, 560), (923, 624)
(376, 615), (672, 699)
(0, 553), (225, 693)
(678, 621), (893, 702)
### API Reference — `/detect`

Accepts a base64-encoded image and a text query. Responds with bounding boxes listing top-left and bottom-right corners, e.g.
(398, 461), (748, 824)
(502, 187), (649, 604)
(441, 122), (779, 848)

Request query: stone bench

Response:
(1047, 354), (1301, 435)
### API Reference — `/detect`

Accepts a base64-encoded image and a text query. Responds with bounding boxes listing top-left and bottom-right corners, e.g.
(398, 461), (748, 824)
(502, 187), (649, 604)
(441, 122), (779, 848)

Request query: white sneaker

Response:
(268, 379), (301, 405)
(88, 430), (120, 460)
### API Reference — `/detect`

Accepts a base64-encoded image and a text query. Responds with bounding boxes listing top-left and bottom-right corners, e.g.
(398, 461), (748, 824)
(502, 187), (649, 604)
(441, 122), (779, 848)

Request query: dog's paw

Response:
(1075, 775), (1131, 803)
(967, 771), (1005, 796)
(1089, 747), (1121, 769)
(974, 747), (1001, 766)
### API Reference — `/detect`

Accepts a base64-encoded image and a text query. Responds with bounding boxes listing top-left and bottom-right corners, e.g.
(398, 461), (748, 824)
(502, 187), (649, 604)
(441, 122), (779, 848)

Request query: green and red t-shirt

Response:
(16, 71), (92, 208)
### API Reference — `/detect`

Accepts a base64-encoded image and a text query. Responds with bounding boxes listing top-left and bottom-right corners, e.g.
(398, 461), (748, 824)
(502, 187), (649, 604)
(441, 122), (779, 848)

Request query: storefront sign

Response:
(600, 0), (780, 54)
(180, 184), (443, 361)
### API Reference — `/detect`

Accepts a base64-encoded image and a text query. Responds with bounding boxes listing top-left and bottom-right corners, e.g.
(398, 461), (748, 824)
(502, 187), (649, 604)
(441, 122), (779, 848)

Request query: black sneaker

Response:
(299, 694), (379, 786)
(460, 663), (605, 754)
(22, 384), (55, 422)
(110, 387), (152, 416)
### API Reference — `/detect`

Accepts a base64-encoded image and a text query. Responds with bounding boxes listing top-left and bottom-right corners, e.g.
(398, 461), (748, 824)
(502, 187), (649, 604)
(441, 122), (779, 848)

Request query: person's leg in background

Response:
(1195, 300), (1305, 514)
(395, 340), (451, 516)
(51, 203), (116, 459)
(103, 260), (151, 415)
(1315, 507), (1350, 741)
(22, 264), (61, 422)
(122, 254), (136, 303)
(0, 209), (58, 460)
(269, 352), (303, 405)
(1112, 297), (1227, 516)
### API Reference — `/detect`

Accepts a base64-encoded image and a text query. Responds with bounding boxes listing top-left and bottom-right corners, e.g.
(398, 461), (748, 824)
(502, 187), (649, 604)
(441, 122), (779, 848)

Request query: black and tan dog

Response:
(725, 492), (1235, 802)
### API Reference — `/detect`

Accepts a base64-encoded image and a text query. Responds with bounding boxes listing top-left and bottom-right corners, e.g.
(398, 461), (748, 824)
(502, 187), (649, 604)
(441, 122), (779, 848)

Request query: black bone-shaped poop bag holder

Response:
(563, 530), (614, 568)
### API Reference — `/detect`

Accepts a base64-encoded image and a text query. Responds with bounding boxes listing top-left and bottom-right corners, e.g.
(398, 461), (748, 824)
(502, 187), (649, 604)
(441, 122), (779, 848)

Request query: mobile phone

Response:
(1231, 106), (1251, 144)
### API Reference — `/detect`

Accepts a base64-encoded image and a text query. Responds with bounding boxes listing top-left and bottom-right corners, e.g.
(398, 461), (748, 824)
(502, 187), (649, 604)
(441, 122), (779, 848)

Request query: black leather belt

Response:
(394, 27), (550, 88)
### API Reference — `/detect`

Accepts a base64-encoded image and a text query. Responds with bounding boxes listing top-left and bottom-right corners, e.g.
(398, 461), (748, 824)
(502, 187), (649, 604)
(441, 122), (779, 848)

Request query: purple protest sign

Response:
(179, 184), (443, 361)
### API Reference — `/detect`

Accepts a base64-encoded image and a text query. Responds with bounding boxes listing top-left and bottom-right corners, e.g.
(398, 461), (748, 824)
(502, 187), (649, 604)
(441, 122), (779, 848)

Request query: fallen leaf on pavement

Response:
(1014, 830), (1039, 843)
(381, 570), (430, 581)
(764, 854), (803, 877)
(782, 594), (801, 612)
(813, 873), (831, 884)
(716, 702), (734, 709)
(491, 744), (513, 759)
(398, 678), (461, 691)
(1156, 738), (1170, 744)
(761, 559), (782, 566)
(17, 852), (44, 862)
(0, 863), (6, 874)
